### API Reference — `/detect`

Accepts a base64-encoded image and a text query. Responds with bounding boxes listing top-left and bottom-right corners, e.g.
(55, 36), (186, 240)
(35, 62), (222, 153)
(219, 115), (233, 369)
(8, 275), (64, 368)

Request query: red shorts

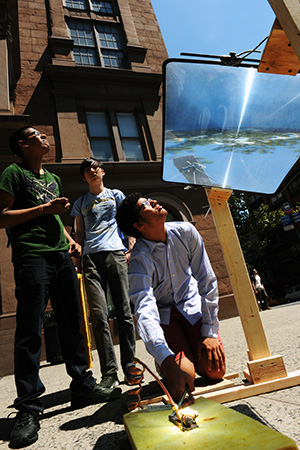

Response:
(161, 307), (224, 365)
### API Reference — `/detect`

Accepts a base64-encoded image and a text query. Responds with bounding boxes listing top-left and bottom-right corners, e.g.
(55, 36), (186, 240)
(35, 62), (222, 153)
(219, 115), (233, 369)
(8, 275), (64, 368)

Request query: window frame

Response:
(86, 111), (118, 161)
(94, 23), (124, 68)
(116, 112), (146, 162)
(67, 18), (125, 68)
(86, 110), (149, 162)
(64, 0), (115, 15)
(67, 20), (99, 66)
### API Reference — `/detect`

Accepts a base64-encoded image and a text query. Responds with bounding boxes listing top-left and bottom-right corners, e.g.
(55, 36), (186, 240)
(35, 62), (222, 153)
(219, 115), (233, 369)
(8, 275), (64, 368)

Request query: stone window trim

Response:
(63, 1), (147, 68)
(0, 5), (17, 105)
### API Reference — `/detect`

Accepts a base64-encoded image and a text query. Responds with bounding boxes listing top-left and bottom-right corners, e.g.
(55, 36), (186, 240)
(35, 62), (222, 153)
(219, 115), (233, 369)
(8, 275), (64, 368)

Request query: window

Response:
(68, 22), (97, 66)
(64, 0), (123, 68)
(65, 0), (113, 13)
(67, 21), (124, 67)
(91, 0), (113, 13)
(86, 112), (146, 161)
(86, 112), (113, 161)
(65, 0), (86, 10)
(117, 113), (144, 161)
(97, 24), (123, 68)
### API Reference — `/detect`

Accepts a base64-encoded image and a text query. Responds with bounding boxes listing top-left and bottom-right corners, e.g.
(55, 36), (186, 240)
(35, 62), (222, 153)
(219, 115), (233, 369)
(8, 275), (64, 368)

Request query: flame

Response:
(178, 407), (198, 420)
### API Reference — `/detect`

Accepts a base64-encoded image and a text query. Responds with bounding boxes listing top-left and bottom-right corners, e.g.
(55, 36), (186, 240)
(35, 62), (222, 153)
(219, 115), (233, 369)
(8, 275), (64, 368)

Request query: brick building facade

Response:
(0, 0), (234, 377)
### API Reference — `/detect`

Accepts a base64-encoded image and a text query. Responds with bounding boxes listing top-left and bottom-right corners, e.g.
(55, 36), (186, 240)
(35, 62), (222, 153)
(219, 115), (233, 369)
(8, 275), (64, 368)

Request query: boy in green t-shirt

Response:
(0, 127), (121, 449)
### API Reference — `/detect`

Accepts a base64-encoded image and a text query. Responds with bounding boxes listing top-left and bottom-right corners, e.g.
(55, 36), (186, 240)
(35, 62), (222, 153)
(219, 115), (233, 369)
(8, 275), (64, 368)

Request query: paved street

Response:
(0, 302), (299, 449)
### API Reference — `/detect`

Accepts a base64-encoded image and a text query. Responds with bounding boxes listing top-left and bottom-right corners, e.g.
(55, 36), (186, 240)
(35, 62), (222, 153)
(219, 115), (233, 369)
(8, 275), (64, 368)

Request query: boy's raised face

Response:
(82, 164), (105, 184)
(133, 197), (167, 234)
(19, 128), (50, 158)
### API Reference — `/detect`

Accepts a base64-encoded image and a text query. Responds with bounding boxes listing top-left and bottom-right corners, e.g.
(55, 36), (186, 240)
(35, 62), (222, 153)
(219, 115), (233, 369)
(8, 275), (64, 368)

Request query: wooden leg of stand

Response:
(206, 188), (272, 362)
(206, 188), (289, 385)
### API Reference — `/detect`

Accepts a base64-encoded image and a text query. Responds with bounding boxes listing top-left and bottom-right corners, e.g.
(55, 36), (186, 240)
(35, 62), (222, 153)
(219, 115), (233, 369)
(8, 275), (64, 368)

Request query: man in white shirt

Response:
(251, 269), (269, 311)
(116, 193), (226, 403)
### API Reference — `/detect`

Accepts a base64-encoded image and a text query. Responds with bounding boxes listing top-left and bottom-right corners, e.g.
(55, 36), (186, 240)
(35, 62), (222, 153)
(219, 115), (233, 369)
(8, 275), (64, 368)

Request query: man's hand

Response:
(63, 227), (82, 259)
(125, 236), (136, 266)
(125, 249), (131, 265)
(198, 337), (225, 373)
(44, 197), (70, 215)
(69, 241), (82, 258)
(161, 355), (195, 405)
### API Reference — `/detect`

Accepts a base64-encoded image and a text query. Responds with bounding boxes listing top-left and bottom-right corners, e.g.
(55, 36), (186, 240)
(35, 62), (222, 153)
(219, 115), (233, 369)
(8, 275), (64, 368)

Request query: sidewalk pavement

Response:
(0, 302), (299, 450)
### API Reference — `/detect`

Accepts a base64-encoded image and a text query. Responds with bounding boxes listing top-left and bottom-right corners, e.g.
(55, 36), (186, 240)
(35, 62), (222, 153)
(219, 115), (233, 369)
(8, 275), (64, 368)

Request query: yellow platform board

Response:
(124, 396), (298, 450)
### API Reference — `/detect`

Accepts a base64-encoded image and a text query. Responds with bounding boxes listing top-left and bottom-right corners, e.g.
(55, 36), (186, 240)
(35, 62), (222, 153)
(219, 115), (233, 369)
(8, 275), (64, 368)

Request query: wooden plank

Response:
(206, 188), (272, 362)
(243, 369), (252, 383)
(224, 372), (239, 380)
(247, 355), (287, 384)
(202, 370), (300, 403)
(258, 18), (300, 75)
(267, 0), (300, 62)
(124, 396), (298, 450)
(193, 378), (236, 396)
(138, 377), (237, 407)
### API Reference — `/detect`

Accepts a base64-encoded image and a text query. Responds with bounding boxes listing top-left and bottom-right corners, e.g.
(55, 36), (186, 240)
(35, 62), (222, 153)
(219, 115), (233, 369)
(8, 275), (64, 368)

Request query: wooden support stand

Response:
(205, 187), (300, 399)
(136, 188), (299, 407)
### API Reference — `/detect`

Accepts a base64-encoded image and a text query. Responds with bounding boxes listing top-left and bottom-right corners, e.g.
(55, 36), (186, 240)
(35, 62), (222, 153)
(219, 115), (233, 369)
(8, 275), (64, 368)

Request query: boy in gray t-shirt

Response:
(71, 157), (136, 392)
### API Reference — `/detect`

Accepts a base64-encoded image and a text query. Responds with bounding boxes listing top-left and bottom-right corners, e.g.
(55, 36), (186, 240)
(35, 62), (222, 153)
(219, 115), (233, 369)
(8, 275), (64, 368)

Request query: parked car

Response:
(285, 285), (300, 303)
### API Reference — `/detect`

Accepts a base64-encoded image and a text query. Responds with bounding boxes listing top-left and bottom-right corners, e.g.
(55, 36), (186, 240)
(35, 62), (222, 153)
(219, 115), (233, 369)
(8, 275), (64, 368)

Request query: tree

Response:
(228, 192), (286, 259)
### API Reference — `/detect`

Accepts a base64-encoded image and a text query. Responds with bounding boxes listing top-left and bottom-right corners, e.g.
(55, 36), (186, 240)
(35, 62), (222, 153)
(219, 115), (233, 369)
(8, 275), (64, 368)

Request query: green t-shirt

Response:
(0, 162), (69, 261)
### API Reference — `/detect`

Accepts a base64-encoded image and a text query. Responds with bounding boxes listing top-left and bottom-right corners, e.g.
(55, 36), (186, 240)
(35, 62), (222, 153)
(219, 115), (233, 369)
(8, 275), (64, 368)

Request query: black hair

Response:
(9, 126), (33, 158)
(116, 192), (142, 239)
(80, 157), (104, 177)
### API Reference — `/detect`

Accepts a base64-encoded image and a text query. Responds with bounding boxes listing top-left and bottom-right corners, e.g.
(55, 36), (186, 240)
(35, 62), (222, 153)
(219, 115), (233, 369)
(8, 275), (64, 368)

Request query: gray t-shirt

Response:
(71, 187), (126, 254)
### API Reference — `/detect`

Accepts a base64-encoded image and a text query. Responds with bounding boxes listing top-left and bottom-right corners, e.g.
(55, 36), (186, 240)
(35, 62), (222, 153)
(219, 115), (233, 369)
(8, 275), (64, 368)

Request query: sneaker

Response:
(124, 364), (144, 386)
(98, 372), (120, 389)
(71, 382), (122, 409)
(9, 410), (40, 449)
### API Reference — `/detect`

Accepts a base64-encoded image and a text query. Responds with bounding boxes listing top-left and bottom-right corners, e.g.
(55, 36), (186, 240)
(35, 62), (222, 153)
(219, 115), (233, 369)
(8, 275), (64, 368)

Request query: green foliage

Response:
(228, 192), (286, 257)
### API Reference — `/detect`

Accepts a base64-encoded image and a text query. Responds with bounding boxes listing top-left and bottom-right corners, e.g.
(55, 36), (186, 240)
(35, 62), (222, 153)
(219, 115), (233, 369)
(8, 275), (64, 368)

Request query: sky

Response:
(151, 0), (276, 60)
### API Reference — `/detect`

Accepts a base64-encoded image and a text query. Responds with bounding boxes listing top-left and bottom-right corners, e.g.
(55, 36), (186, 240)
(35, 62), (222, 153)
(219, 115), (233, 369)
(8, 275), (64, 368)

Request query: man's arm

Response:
(133, 282), (195, 402)
(129, 250), (195, 402)
(72, 215), (85, 270)
(127, 236), (136, 251)
(252, 279), (258, 294)
(64, 226), (81, 258)
(0, 189), (71, 229)
(124, 235), (136, 264)
(161, 355), (195, 403)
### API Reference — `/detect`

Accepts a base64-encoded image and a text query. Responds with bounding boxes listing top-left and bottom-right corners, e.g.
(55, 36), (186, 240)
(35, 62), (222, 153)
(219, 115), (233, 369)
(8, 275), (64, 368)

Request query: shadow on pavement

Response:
(60, 395), (129, 430)
(0, 416), (14, 442)
(93, 430), (131, 450)
(41, 388), (71, 409)
(229, 403), (278, 430)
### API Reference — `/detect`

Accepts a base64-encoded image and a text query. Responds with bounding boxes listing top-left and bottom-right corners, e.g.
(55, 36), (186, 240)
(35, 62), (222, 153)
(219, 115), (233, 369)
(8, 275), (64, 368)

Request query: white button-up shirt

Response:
(128, 222), (219, 366)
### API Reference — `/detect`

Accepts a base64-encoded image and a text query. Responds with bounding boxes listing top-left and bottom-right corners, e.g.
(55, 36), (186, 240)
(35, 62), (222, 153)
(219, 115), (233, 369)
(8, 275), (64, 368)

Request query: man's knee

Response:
(198, 366), (225, 381)
(196, 352), (225, 381)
